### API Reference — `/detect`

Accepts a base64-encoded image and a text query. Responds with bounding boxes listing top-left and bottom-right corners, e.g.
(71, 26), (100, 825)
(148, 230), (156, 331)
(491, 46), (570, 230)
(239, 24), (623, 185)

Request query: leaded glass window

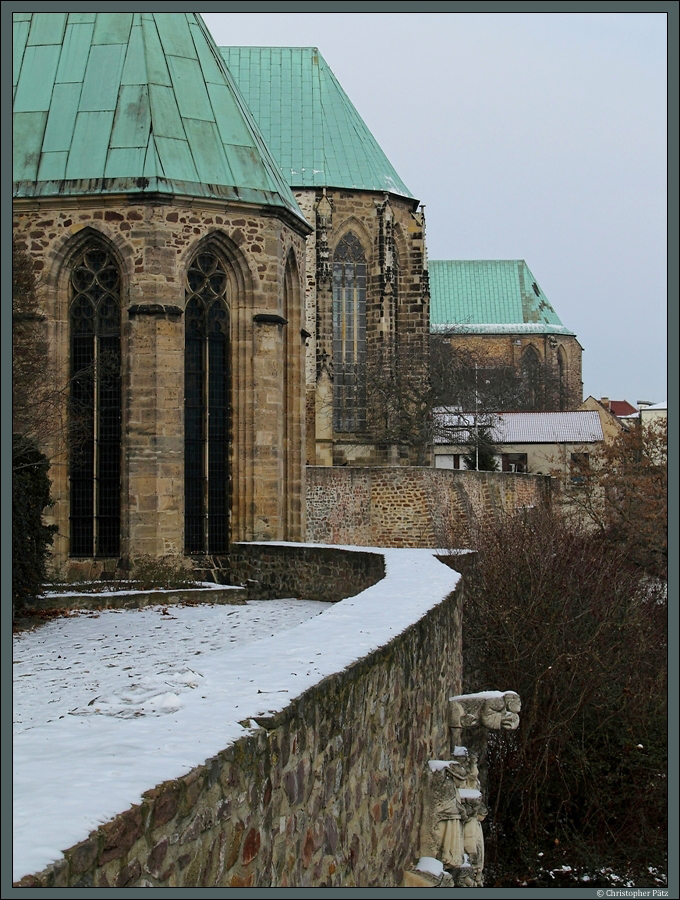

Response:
(185, 251), (230, 554)
(69, 245), (121, 557)
(332, 233), (366, 432)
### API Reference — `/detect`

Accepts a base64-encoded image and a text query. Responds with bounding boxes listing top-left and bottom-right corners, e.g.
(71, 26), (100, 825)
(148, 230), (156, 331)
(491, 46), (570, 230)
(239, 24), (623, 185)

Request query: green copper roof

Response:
(220, 47), (415, 199)
(429, 260), (574, 335)
(13, 13), (305, 220)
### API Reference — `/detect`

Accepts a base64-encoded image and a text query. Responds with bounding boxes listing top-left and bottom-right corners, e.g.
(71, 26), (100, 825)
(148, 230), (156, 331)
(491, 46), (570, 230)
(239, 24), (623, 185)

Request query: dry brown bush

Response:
(462, 506), (667, 883)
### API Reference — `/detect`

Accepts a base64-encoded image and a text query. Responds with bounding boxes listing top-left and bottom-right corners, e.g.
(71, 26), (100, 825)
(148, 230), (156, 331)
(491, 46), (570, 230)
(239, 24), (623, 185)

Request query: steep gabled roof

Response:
(220, 46), (415, 199)
(12, 13), (304, 221)
(429, 260), (574, 335)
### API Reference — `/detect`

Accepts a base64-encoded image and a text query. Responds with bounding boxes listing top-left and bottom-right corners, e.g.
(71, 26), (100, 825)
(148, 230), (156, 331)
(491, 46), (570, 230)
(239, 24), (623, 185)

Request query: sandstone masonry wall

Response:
(13, 196), (308, 570)
(438, 332), (583, 411)
(306, 467), (551, 548)
(17, 556), (462, 888)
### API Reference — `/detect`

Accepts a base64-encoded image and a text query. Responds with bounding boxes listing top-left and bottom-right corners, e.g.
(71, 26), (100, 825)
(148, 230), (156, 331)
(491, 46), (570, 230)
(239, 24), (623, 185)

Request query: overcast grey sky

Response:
(203, 10), (667, 405)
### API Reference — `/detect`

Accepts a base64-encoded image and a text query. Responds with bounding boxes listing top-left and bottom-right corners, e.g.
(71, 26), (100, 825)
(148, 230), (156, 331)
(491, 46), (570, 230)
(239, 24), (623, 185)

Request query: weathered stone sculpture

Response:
(449, 690), (521, 733)
(459, 750), (487, 886)
(406, 690), (520, 888)
(418, 759), (468, 869)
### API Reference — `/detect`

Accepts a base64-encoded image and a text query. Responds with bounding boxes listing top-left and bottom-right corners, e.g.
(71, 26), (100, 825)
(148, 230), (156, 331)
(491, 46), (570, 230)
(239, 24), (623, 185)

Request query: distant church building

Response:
(429, 260), (583, 411)
(13, 12), (582, 573)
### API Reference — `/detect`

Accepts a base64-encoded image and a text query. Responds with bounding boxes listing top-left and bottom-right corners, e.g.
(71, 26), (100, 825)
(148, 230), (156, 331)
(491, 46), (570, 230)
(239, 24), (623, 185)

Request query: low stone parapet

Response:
(227, 541), (386, 602)
(28, 585), (247, 613)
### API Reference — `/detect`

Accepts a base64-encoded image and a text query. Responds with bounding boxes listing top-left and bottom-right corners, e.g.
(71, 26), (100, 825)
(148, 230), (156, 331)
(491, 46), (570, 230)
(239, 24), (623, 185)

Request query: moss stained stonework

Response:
(13, 196), (309, 574)
(15, 565), (463, 888)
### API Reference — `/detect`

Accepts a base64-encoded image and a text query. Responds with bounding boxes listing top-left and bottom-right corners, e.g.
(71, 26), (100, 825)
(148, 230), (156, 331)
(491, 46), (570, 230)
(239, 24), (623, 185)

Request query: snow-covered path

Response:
(13, 547), (460, 882)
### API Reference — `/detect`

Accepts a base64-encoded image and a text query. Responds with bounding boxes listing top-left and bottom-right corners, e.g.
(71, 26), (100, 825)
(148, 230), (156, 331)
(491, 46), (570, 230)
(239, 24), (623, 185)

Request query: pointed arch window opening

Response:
(69, 246), (121, 557)
(521, 346), (542, 411)
(184, 252), (230, 555)
(333, 233), (367, 433)
(558, 348), (567, 411)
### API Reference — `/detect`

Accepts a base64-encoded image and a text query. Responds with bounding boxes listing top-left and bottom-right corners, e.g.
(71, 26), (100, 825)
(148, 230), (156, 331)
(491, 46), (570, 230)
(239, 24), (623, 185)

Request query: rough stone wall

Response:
(13, 197), (308, 572)
(226, 543), (385, 602)
(306, 467), (551, 548)
(438, 332), (583, 411)
(16, 567), (463, 888)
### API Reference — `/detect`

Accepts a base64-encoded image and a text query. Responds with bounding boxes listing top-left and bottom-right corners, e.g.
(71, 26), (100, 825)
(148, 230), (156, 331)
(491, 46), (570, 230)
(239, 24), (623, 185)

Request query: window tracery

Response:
(69, 245), (121, 557)
(184, 251), (230, 554)
(332, 232), (367, 432)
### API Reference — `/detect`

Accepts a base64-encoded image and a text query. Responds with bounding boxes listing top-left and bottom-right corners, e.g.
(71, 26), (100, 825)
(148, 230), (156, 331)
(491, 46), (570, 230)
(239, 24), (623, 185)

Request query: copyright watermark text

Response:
(596, 891), (668, 898)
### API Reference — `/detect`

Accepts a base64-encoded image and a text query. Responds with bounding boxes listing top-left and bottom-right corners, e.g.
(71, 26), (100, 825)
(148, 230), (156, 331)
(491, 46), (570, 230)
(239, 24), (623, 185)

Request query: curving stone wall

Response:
(226, 541), (385, 602)
(306, 466), (551, 548)
(15, 563), (462, 888)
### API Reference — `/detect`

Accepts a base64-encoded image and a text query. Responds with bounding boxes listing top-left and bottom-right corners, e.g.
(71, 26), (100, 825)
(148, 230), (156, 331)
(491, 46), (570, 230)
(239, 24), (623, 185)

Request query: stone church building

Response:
(13, 12), (581, 573)
(429, 259), (583, 411)
(13, 12), (312, 572)
(220, 47), (430, 466)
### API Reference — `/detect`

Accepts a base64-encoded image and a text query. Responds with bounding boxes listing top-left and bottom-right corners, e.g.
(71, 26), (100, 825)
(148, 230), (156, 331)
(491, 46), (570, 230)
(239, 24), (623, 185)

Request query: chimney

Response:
(600, 397), (610, 409)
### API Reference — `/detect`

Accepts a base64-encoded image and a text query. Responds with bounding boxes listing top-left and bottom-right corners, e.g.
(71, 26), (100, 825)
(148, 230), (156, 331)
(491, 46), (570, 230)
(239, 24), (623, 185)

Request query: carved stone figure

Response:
(449, 690), (521, 735)
(459, 751), (487, 886)
(418, 760), (468, 870)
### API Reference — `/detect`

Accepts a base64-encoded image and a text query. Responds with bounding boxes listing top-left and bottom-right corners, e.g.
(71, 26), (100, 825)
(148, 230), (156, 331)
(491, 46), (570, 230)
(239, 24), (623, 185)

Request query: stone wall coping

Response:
(14, 548), (461, 882)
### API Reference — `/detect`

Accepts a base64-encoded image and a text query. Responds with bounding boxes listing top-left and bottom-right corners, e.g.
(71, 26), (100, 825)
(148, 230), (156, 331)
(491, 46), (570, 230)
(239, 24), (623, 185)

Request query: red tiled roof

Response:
(609, 400), (637, 416)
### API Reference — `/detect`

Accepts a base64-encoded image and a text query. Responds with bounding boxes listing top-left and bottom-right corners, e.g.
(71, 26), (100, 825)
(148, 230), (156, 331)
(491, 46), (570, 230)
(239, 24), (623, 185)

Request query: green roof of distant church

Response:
(429, 260), (575, 335)
(220, 46), (415, 199)
(12, 13), (304, 220)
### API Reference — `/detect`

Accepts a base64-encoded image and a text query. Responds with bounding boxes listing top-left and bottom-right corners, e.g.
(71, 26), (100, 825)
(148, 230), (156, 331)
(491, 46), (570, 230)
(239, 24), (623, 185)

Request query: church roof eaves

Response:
(220, 46), (416, 201)
(429, 259), (575, 336)
(12, 13), (306, 225)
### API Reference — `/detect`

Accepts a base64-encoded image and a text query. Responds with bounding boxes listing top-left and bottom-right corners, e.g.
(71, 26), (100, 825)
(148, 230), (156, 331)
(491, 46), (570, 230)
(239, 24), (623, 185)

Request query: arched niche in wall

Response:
(521, 344), (542, 410)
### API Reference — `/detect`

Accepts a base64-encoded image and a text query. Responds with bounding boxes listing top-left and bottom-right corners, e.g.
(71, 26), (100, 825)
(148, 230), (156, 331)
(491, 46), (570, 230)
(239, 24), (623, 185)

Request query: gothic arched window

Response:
(69, 244), (121, 557)
(521, 346), (542, 410)
(332, 232), (366, 432)
(557, 346), (567, 410)
(184, 251), (230, 554)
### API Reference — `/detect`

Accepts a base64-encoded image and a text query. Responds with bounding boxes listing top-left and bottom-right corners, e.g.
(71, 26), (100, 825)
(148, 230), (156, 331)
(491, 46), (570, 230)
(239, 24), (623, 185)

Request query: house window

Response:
(69, 245), (121, 557)
(501, 453), (528, 473)
(570, 452), (589, 484)
(435, 454), (462, 470)
(333, 232), (366, 432)
(184, 251), (230, 554)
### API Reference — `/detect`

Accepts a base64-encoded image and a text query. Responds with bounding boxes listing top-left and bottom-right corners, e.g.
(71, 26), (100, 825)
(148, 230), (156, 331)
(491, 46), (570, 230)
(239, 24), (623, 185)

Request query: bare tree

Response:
(430, 334), (566, 412)
(563, 418), (667, 578)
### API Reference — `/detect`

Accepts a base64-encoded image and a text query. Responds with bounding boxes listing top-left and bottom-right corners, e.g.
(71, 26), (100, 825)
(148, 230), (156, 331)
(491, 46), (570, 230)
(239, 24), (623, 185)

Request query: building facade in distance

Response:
(429, 259), (583, 411)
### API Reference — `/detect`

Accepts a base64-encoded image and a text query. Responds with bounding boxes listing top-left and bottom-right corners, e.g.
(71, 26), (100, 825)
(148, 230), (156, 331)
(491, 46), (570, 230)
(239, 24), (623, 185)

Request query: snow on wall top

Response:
(13, 546), (460, 881)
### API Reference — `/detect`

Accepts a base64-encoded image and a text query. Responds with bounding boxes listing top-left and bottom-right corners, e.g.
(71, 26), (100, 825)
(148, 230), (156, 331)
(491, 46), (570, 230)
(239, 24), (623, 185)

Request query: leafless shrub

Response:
(463, 506), (667, 881)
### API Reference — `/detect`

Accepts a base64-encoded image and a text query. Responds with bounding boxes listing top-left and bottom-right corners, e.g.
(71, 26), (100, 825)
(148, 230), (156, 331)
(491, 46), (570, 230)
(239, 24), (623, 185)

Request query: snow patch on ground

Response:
(13, 546), (460, 882)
